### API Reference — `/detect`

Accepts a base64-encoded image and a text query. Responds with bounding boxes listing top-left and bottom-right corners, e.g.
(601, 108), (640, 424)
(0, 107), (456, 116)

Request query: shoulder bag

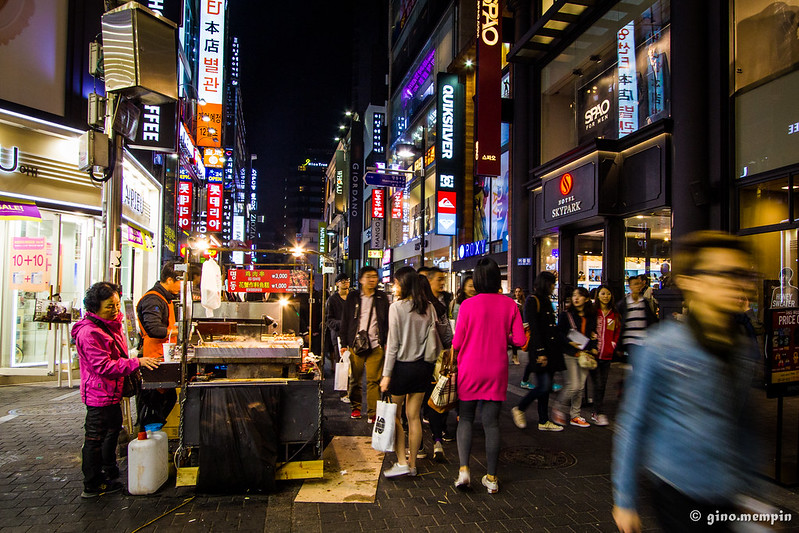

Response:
(351, 299), (375, 356)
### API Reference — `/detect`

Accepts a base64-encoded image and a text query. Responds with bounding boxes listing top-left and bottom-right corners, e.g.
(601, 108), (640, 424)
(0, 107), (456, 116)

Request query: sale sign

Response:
(10, 237), (52, 292)
(227, 269), (310, 293)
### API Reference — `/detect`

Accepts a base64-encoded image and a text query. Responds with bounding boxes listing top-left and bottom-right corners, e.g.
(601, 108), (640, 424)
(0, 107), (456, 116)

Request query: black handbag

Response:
(86, 316), (142, 398)
(351, 299), (375, 356)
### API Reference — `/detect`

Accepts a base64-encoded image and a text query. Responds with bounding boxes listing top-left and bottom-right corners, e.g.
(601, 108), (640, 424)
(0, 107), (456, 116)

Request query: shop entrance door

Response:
(576, 228), (605, 293)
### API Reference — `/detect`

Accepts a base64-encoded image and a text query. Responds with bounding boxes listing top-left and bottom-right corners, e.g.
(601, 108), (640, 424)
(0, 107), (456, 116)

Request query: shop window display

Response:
(739, 177), (790, 229)
(0, 212), (102, 368)
(623, 210), (671, 291)
(541, 0), (671, 162)
(576, 229), (604, 292)
(743, 230), (799, 322)
(538, 234), (559, 302)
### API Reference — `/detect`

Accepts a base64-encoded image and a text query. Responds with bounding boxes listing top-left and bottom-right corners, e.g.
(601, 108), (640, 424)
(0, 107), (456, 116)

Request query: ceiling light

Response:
(339, 125), (346, 130)
(465, 59), (474, 67)
(345, 111), (352, 116)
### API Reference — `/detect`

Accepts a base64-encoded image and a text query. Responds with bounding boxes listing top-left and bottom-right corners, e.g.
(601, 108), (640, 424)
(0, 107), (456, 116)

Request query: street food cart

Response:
(141, 246), (327, 492)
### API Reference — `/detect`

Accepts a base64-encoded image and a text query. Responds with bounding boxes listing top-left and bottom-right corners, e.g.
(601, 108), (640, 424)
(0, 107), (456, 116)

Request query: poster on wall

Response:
(10, 237), (52, 292)
(474, 176), (489, 242)
(490, 151), (510, 250)
(765, 307), (799, 398)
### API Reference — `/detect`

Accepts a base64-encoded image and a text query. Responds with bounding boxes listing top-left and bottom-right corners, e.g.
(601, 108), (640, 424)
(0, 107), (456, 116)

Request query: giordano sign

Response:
(542, 162), (596, 226)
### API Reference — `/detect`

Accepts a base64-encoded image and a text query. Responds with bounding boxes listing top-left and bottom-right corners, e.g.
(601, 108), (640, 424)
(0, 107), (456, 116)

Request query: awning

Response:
(0, 196), (41, 220)
(506, 0), (617, 65)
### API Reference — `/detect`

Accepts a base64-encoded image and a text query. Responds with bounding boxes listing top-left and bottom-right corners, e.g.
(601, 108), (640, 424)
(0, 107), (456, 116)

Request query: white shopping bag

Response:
(371, 399), (396, 453)
(334, 361), (349, 391)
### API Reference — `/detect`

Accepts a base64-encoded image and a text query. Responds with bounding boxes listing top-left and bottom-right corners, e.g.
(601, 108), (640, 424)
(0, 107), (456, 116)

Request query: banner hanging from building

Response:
(335, 149), (346, 213)
(435, 73), (465, 236)
(176, 176), (193, 231)
(206, 168), (223, 233)
(348, 120), (364, 260)
(475, 0), (502, 176)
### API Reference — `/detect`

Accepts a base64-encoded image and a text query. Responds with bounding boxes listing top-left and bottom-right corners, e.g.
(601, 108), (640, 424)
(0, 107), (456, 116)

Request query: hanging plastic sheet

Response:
(197, 385), (281, 493)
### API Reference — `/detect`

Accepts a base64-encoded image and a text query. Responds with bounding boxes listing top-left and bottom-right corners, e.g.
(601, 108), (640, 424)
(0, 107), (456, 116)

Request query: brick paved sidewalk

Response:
(0, 355), (797, 533)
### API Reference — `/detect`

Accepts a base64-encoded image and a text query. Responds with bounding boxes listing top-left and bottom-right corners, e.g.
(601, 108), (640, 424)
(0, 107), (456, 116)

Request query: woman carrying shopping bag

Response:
(380, 267), (443, 477)
(452, 258), (527, 493)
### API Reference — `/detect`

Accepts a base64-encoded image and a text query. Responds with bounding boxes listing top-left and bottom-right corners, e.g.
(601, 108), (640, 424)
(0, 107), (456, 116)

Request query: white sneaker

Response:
(454, 468), (470, 489)
(340, 396), (350, 403)
(594, 414), (609, 426)
(433, 441), (445, 462)
(511, 406), (527, 429)
(383, 462), (415, 478)
(481, 475), (499, 494)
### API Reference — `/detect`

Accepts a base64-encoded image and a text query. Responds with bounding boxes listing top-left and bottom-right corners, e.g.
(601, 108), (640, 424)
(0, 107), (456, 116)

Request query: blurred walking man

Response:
(613, 232), (761, 532)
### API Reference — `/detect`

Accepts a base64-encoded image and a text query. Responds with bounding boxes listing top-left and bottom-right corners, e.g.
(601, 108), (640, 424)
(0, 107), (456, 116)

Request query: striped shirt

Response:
(621, 296), (648, 348)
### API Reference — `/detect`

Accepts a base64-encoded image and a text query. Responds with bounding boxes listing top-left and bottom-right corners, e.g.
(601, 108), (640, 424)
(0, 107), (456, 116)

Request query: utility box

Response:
(101, 2), (178, 105)
(78, 131), (110, 172)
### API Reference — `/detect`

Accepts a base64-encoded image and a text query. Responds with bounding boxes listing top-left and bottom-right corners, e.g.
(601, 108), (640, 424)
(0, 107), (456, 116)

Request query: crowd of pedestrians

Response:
(323, 256), (663, 491)
(322, 231), (767, 533)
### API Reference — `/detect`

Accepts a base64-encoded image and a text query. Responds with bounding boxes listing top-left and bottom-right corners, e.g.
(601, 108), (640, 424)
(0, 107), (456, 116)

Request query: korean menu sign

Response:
(765, 307), (799, 397)
(227, 269), (309, 293)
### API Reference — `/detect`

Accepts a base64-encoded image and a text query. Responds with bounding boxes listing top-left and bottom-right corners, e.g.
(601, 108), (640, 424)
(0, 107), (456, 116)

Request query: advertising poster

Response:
(473, 176), (489, 242)
(765, 307), (799, 398)
(10, 237), (52, 292)
(490, 151), (509, 249)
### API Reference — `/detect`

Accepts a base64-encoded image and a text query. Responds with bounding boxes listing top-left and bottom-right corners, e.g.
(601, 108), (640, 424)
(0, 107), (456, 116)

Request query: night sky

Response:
(229, 3), (355, 227)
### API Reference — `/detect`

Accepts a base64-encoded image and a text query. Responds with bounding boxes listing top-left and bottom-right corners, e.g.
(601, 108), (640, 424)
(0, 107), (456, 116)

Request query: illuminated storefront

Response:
(0, 110), (161, 374)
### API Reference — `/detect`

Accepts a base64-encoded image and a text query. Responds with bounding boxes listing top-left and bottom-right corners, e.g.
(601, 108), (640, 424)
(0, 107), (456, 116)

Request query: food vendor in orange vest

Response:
(134, 261), (181, 430)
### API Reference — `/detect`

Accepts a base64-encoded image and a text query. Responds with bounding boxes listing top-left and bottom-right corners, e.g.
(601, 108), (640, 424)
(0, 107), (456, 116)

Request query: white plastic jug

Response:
(128, 431), (168, 495)
(147, 429), (169, 463)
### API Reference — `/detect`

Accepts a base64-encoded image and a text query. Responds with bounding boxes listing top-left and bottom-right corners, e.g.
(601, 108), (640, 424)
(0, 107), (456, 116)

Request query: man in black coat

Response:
(339, 266), (389, 423)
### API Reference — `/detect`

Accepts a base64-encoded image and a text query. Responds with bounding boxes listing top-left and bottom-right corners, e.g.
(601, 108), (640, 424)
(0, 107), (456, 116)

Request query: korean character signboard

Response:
(176, 178), (193, 231)
(205, 168), (224, 232)
(197, 0), (225, 148)
(616, 21), (639, 138)
(372, 188), (385, 219)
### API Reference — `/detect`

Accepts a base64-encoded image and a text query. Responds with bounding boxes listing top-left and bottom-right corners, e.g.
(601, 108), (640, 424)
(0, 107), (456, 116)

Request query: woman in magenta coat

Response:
(73, 282), (159, 498)
(452, 258), (526, 494)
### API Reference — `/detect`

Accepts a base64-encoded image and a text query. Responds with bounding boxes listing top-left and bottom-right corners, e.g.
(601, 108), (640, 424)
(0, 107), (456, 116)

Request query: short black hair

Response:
(160, 261), (182, 282)
(473, 258), (502, 294)
(335, 273), (350, 283)
(417, 266), (432, 275)
(84, 282), (121, 313)
(673, 230), (753, 276)
(358, 265), (378, 281)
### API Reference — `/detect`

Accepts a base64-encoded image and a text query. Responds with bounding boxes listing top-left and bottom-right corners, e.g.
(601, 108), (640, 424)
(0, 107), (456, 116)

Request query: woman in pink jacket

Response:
(72, 282), (159, 498)
(453, 258), (526, 494)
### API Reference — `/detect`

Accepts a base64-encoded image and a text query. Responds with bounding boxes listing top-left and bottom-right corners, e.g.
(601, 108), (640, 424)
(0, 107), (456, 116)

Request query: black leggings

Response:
(82, 404), (122, 490)
(457, 400), (502, 476)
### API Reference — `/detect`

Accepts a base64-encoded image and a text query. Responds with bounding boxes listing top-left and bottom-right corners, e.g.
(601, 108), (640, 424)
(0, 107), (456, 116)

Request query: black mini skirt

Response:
(389, 359), (434, 396)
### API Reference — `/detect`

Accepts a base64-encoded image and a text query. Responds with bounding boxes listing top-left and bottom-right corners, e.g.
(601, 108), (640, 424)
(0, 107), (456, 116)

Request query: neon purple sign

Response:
(401, 49), (435, 104)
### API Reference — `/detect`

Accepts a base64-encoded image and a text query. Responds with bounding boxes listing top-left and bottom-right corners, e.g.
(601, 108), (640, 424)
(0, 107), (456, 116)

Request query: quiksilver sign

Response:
(441, 85), (455, 159)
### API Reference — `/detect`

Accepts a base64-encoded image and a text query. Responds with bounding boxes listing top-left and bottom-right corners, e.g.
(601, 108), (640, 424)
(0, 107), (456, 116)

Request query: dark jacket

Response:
(136, 282), (176, 339)
(557, 307), (598, 357)
(324, 292), (347, 337)
(340, 289), (390, 349)
(524, 293), (565, 372)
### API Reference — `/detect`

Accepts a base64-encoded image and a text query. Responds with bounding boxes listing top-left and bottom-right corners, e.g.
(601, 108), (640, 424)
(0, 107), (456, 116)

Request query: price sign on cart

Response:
(227, 269), (309, 293)
(10, 237), (52, 292)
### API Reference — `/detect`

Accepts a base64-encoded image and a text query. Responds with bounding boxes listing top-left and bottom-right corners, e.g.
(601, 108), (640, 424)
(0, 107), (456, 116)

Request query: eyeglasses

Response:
(691, 268), (758, 282)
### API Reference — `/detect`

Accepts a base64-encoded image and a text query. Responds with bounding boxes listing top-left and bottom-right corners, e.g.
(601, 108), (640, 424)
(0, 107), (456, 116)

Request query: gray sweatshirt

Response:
(383, 300), (438, 377)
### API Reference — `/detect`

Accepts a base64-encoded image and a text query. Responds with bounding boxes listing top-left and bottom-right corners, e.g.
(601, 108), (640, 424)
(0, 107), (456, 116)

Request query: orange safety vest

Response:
(137, 290), (176, 358)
